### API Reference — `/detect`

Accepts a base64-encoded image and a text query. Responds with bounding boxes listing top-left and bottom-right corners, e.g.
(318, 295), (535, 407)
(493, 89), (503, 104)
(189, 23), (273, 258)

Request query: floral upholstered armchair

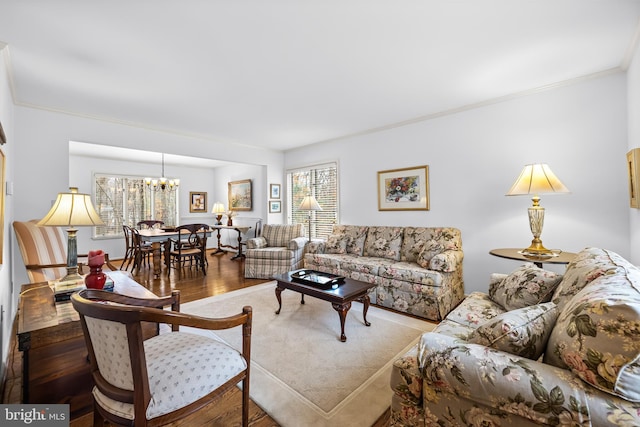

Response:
(391, 247), (640, 426)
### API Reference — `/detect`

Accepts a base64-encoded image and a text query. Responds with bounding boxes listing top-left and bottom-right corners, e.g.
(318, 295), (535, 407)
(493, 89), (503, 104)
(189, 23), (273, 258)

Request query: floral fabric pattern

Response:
(325, 233), (348, 254)
(468, 302), (559, 359)
(303, 225), (464, 321)
(400, 227), (462, 263)
(331, 225), (368, 255)
(364, 226), (404, 260)
(390, 247), (640, 427)
(489, 263), (562, 311)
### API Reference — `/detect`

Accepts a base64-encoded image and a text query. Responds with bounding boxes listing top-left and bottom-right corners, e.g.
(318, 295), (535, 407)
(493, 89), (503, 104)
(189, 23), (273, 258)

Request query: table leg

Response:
(332, 301), (352, 342)
(358, 294), (372, 326)
(211, 229), (225, 255)
(151, 241), (162, 278)
(275, 286), (284, 314)
(230, 228), (246, 260)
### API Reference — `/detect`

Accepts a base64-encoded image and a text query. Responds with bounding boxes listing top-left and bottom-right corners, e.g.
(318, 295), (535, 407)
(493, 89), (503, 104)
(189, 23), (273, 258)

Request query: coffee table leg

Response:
(332, 301), (351, 342)
(359, 294), (372, 327)
(275, 286), (283, 314)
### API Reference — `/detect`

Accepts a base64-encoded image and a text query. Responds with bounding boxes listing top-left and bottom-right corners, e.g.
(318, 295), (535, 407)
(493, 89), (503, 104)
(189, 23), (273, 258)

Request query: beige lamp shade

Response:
(506, 164), (570, 196)
(38, 187), (104, 227)
(212, 202), (226, 214)
(299, 195), (322, 211)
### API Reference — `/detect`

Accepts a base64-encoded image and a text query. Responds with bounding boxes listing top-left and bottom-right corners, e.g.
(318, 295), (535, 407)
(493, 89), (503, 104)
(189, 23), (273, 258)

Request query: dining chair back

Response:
(167, 224), (209, 277)
(136, 220), (164, 229)
(71, 288), (252, 427)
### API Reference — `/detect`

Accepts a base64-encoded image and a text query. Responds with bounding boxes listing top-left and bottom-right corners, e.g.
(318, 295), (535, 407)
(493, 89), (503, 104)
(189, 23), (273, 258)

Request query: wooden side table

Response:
(17, 271), (157, 403)
(489, 248), (577, 268)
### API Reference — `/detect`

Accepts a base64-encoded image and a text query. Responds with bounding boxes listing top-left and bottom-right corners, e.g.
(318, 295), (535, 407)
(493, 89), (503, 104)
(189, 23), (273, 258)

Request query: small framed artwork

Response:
(377, 165), (430, 211)
(269, 200), (281, 213)
(228, 179), (252, 211)
(628, 149), (640, 208)
(270, 183), (281, 199)
(189, 192), (207, 213)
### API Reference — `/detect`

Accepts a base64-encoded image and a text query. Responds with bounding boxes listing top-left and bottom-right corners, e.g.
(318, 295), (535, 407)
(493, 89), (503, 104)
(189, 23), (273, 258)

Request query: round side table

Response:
(489, 248), (577, 269)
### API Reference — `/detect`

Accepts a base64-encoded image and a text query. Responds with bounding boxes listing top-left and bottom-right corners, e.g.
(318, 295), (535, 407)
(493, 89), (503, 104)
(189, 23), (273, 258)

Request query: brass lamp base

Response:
(522, 239), (553, 256)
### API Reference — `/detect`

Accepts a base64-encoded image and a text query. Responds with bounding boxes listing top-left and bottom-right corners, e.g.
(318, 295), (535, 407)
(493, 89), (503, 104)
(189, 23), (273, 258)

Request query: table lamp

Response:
(212, 202), (225, 225)
(299, 195), (322, 242)
(506, 164), (570, 256)
(38, 187), (105, 283)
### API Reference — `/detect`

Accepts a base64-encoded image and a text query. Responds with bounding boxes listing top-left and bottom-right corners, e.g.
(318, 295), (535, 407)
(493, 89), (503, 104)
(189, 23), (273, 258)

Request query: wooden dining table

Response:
(138, 228), (213, 277)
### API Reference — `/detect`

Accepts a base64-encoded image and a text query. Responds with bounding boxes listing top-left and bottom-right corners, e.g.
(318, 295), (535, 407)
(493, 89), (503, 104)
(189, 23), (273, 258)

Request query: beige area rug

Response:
(180, 282), (435, 427)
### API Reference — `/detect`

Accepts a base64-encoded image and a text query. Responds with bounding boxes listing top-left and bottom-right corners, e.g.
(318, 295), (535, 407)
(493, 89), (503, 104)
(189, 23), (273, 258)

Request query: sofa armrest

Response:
(428, 249), (463, 272)
(418, 332), (638, 426)
(246, 236), (267, 249)
(288, 236), (309, 251)
(306, 240), (326, 254)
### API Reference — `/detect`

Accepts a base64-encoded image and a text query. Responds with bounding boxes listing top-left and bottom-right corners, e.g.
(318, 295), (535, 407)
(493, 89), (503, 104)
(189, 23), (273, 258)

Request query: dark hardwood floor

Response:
(3, 249), (391, 426)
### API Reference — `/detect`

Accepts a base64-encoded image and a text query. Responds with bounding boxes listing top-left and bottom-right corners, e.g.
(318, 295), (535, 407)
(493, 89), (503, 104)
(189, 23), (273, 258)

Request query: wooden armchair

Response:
(13, 220), (117, 283)
(71, 289), (252, 426)
(136, 220), (164, 229)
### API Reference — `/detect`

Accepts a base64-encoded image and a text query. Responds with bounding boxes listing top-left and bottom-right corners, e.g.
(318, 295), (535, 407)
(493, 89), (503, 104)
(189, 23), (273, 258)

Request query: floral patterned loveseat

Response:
(390, 247), (640, 426)
(304, 225), (464, 321)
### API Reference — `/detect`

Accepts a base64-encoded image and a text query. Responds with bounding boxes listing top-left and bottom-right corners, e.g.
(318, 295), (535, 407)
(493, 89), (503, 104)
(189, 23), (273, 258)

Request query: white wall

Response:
(11, 106), (284, 301)
(285, 73), (629, 293)
(0, 45), (14, 379)
(628, 39), (640, 264)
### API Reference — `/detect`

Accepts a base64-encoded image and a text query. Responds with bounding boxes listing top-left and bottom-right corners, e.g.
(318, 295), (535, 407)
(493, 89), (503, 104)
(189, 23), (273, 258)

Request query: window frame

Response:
(286, 161), (339, 240)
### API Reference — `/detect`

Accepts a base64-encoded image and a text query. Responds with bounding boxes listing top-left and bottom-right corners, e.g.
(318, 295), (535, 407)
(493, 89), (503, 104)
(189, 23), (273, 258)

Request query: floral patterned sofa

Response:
(390, 247), (640, 426)
(304, 225), (464, 321)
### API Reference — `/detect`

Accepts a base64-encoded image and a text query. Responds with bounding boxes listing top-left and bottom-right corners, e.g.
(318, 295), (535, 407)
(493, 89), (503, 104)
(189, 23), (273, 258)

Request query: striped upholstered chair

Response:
(244, 224), (307, 279)
(13, 219), (116, 283)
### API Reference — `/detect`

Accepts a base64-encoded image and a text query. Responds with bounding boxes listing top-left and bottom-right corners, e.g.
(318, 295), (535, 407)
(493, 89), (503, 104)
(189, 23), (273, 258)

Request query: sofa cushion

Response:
(444, 291), (507, 328)
(332, 225), (368, 256)
(325, 233), (348, 254)
(544, 264), (640, 402)
(467, 302), (559, 360)
(363, 226), (403, 261)
(551, 247), (629, 312)
(401, 227), (461, 263)
(489, 264), (562, 311)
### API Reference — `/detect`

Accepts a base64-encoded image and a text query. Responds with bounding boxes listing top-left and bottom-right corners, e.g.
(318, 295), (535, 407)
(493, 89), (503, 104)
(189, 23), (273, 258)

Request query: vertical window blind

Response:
(93, 174), (178, 238)
(287, 162), (338, 240)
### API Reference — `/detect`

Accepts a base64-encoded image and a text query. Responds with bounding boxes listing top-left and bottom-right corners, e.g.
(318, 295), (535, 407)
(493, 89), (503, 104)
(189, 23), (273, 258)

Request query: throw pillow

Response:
(416, 240), (442, 268)
(325, 234), (348, 254)
(489, 264), (562, 311)
(468, 302), (559, 360)
(544, 269), (640, 402)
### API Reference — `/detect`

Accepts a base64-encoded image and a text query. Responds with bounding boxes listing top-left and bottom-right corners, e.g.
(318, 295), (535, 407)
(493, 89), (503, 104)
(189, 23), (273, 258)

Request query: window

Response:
(287, 162), (338, 240)
(93, 174), (178, 238)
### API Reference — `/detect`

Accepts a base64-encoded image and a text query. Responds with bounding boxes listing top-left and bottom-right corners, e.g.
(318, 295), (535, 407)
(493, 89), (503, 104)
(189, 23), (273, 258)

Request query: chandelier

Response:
(145, 153), (180, 192)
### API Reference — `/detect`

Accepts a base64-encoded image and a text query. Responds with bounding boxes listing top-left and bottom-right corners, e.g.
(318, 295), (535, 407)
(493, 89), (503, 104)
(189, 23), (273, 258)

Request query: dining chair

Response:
(137, 220), (164, 229)
(121, 225), (136, 271)
(167, 224), (209, 277)
(71, 289), (252, 427)
(131, 227), (154, 273)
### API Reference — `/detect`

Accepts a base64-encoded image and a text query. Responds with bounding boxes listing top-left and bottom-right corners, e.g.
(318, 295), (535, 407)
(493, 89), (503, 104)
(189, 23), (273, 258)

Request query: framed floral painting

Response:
(189, 191), (207, 213)
(377, 165), (429, 211)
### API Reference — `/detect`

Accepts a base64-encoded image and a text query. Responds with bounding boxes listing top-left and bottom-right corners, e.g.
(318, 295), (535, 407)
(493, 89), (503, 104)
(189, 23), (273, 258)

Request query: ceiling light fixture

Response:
(145, 153), (180, 192)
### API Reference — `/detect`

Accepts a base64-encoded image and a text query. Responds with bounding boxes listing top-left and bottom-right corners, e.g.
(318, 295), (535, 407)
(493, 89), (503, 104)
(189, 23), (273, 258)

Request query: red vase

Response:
(85, 265), (107, 289)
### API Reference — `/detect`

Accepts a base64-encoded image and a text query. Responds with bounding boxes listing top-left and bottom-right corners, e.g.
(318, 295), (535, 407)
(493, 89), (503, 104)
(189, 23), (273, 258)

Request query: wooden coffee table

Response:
(272, 270), (376, 342)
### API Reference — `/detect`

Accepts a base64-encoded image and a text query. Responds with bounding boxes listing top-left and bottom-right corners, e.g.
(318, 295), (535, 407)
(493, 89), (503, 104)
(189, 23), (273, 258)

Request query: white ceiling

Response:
(1, 1), (639, 153)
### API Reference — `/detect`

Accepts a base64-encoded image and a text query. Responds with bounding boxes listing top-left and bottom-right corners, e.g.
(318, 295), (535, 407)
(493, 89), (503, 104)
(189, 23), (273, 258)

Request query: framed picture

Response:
(270, 183), (281, 199)
(628, 149), (640, 208)
(269, 200), (281, 213)
(189, 191), (207, 213)
(377, 165), (429, 211)
(228, 179), (252, 211)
